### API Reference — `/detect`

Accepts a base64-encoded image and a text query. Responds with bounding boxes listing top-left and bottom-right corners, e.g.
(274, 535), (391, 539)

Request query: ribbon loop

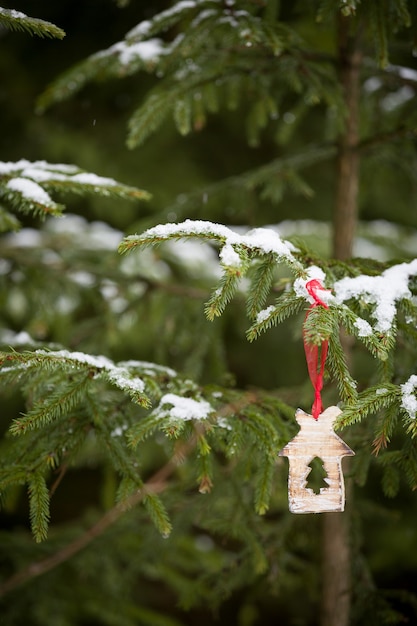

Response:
(303, 279), (331, 419)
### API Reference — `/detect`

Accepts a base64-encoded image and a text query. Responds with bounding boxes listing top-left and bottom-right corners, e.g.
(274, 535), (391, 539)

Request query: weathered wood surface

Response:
(279, 406), (354, 514)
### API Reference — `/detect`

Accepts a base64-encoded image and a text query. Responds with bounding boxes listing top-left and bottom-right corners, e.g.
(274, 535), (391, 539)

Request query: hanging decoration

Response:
(279, 279), (355, 514)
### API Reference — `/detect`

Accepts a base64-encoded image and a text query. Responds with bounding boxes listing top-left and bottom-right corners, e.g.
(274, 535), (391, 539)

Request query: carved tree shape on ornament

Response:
(279, 406), (355, 514)
(306, 457), (328, 494)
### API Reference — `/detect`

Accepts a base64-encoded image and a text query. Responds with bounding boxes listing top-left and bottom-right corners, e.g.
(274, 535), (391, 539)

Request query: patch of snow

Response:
(158, 393), (214, 421)
(401, 374), (417, 419)
(354, 317), (373, 337)
(46, 214), (86, 234)
(219, 243), (241, 268)
(67, 172), (118, 187)
(100, 281), (118, 301)
(381, 86), (415, 112)
(6, 177), (53, 206)
(216, 416), (232, 430)
(4, 228), (42, 248)
(55, 295), (77, 314)
(334, 259), (417, 332)
(46, 215), (123, 251)
(256, 305), (275, 324)
(243, 227), (296, 259)
(106, 367), (145, 394)
(376, 387), (388, 395)
(293, 266), (333, 305)
(0, 8), (26, 18)
(126, 20), (152, 39)
(135, 219), (296, 263)
(85, 223), (123, 250)
(191, 9), (217, 27)
(33, 349), (147, 396)
(111, 424), (128, 437)
(0, 160), (78, 176)
(363, 77), (383, 93)
(117, 39), (166, 65)
(388, 64), (417, 82)
(119, 360), (177, 378)
(109, 297), (128, 314)
(0, 329), (35, 345)
(35, 349), (114, 370)
(1, 161), (128, 193)
(69, 271), (96, 287)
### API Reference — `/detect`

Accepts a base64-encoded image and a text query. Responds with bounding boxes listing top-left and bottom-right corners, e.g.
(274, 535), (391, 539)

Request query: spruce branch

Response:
(337, 384), (399, 428)
(246, 255), (278, 320)
(365, 0), (411, 67)
(337, 305), (394, 361)
(0, 432), (200, 597)
(9, 374), (91, 435)
(119, 219), (305, 327)
(327, 325), (359, 405)
(196, 433), (214, 495)
(205, 271), (242, 320)
(142, 491), (173, 537)
(0, 349), (151, 411)
(254, 457), (274, 515)
(28, 472), (50, 543)
(127, 413), (169, 448)
(372, 403), (400, 455)
(0, 160), (149, 227)
(246, 291), (304, 341)
(36, 0), (216, 112)
(127, 88), (184, 149)
(0, 7), (65, 39)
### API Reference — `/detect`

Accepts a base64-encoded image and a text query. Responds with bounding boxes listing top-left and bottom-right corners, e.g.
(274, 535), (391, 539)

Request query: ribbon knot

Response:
(303, 279), (331, 419)
(305, 279), (330, 309)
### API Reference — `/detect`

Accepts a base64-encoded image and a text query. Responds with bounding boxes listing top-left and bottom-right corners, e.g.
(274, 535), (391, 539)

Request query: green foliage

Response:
(339, 384), (400, 427)
(0, 160), (150, 229)
(27, 471), (50, 542)
(0, 7), (65, 39)
(38, 1), (344, 151)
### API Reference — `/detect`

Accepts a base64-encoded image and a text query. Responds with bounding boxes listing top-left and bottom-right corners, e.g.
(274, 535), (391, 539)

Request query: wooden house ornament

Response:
(279, 406), (354, 514)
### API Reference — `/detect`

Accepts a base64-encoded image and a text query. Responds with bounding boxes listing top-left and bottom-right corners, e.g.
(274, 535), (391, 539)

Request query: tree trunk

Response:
(321, 15), (362, 626)
(332, 15), (362, 261)
(321, 484), (353, 626)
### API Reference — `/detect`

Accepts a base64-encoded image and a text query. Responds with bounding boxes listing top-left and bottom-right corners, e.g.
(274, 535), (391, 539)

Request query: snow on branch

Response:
(37, 2), (220, 111)
(118, 220), (417, 381)
(119, 219), (300, 268)
(120, 219), (306, 320)
(156, 393), (215, 422)
(0, 7), (65, 39)
(0, 160), (149, 226)
(334, 259), (417, 333)
(0, 349), (151, 411)
(401, 375), (417, 420)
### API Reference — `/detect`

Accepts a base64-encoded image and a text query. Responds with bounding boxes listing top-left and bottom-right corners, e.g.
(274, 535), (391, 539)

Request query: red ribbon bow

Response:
(303, 279), (330, 420)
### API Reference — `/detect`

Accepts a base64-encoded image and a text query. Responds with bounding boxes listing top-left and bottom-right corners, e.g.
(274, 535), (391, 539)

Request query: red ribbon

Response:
(303, 279), (330, 420)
